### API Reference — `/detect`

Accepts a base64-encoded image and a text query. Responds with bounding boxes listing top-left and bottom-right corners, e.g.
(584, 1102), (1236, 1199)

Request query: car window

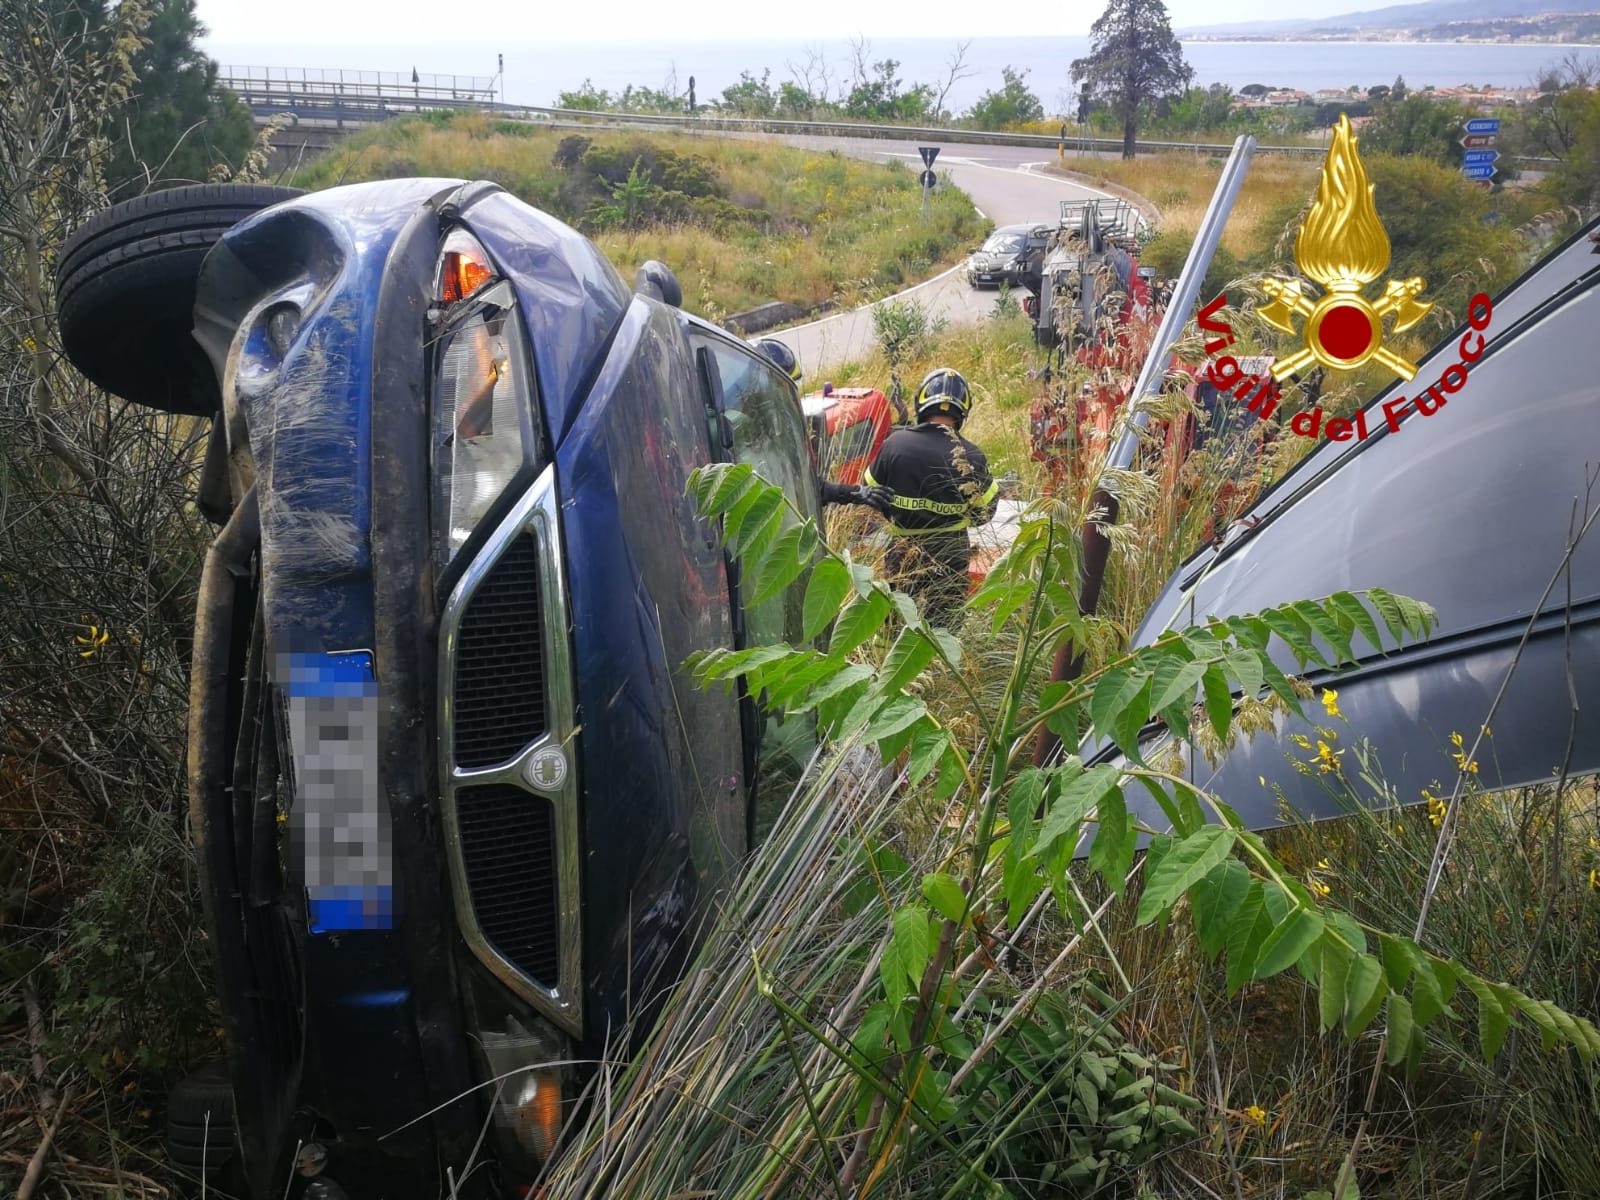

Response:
(697, 338), (821, 650)
(982, 234), (1024, 253)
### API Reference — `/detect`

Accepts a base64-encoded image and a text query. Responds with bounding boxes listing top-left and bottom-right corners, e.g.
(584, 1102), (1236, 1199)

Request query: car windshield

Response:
(981, 233), (1024, 253)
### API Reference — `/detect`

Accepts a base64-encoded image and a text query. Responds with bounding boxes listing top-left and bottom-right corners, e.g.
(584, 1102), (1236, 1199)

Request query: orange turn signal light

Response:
(439, 231), (496, 303)
(516, 1070), (563, 1162)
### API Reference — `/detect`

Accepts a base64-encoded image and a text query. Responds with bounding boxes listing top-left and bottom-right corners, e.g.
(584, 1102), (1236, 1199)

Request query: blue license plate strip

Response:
(280, 650), (393, 932)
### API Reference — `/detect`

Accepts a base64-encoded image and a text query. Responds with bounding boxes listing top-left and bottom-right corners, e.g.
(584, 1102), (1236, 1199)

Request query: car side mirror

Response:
(635, 260), (682, 307)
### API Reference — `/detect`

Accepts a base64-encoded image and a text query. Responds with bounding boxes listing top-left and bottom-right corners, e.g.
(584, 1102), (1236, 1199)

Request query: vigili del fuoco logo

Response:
(1198, 112), (1494, 442)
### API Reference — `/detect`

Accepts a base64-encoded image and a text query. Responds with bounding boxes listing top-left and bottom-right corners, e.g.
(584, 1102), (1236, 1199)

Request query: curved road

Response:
(752, 137), (1123, 376)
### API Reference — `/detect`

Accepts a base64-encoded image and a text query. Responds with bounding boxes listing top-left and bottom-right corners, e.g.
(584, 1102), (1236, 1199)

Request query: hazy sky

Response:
(192, 0), (1383, 43)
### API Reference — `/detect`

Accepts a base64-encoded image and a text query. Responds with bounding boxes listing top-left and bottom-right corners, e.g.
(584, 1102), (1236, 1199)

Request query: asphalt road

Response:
(750, 136), (1121, 377)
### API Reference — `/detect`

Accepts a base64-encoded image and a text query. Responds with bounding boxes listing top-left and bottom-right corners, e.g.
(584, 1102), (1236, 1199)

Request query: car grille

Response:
(455, 783), (560, 988)
(451, 533), (547, 768)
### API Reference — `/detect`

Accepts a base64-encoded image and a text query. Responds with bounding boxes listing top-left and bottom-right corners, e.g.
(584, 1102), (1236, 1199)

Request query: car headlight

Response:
(430, 230), (538, 575)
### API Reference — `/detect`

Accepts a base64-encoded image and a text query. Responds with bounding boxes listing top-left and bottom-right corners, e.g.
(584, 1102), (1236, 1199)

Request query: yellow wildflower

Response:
(1450, 731), (1464, 748)
(1589, 868), (1600, 894)
(1321, 688), (1342, 719)
(75, 623), (110, 659)
(1290, 733), (1312, 750)
(1310, 878), (1332, 899)
(1427, 792), (1448, 828)
(1245, 1104), (1268, 1125)
(1481, 725), (1492, 737)
(1317, 858), (1331, 871)
(1452, 750), (1479, 775)
(1314, 740), (1343, 774)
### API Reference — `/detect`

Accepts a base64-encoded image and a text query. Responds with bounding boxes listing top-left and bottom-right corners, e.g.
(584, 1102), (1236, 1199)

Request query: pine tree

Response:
(108, 0), (255, 191)
(44, 0), (255, 195)
(1070, 0), (1193, 159)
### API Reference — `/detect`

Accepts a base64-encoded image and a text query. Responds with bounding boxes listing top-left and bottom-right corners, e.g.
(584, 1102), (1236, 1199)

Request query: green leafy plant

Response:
(663, 461), (1600, 1196)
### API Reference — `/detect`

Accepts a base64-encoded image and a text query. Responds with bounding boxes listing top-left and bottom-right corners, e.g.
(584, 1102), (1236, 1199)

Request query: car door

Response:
(693, 333), (823, 647)
(690, 330), (823, 839)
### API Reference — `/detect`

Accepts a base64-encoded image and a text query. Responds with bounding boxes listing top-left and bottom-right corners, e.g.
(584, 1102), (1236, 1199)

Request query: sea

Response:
(203, 37), (1598, 114)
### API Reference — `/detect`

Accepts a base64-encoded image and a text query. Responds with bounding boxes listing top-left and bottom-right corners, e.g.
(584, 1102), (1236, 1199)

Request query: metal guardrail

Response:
(222, 67), (495, 101)
(500, 103), (1334, 158)
(218, 68), (1561, 168)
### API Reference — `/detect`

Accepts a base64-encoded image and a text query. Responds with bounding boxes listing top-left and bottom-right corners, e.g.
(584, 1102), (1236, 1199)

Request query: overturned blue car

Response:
(56, 178), (824, 1198)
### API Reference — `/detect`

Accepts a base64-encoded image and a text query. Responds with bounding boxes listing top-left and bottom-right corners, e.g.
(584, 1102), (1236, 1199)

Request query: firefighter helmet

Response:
(914, 368), (972, 426)
(753, 338), (801, 383)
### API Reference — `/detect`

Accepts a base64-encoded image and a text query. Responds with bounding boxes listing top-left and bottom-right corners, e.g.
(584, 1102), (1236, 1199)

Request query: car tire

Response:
(165, 1060), (242, 1184)
(55, 183), (304, 416)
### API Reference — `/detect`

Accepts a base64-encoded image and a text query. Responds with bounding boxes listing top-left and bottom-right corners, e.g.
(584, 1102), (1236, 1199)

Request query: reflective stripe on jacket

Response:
(864, 423), (996, 538)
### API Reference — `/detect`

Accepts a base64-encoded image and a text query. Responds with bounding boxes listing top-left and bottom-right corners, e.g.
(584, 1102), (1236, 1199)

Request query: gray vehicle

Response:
(965, 223), (1051, 289)
(1030, 198), (1146, 349)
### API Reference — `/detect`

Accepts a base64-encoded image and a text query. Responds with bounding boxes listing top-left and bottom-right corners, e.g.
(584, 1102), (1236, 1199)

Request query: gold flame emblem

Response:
(1259, 113), (1431, 381)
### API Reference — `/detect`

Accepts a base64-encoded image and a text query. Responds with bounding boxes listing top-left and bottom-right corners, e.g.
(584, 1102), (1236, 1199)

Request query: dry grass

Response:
(1052, 151), (1323, 259)
(288, 115), (986, 320)
(1012, 119), (1328, 148)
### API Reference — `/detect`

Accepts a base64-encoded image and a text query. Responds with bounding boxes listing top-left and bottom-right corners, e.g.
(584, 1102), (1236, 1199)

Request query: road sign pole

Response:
(916, 154), (939, 223)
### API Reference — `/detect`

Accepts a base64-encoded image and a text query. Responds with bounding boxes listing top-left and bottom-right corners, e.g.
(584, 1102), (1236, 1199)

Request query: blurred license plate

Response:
(281, 650), (393, 932)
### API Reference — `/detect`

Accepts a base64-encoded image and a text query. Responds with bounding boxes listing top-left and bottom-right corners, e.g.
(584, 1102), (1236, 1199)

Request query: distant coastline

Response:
(204, 37), (1597, 112)
(1184, 37), (1600, 46)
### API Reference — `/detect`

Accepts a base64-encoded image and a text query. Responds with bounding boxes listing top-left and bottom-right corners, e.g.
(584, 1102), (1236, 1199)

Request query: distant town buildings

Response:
(1231, 83), (1549, 114)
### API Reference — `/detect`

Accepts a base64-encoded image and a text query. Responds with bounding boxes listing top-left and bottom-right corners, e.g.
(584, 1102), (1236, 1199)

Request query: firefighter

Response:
(752, 338), (802, 385)
(862, 367), (997, 625)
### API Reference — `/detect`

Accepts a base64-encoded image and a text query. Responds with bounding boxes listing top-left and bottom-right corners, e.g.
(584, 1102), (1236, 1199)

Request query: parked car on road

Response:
(965, 223), (1050, 289)
(55, 178), (826, 1200)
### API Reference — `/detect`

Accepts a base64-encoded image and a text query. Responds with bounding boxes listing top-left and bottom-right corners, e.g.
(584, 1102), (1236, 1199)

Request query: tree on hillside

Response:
(785, 43), (836, 114)
(1519, 56), (1600, 207)
(556, 79), (613, 110)
(42, 0), (254, 195)
(717, 70), (777, 117)
(617, 84), (683, 114)
(1360, 92), (1472, 168)
(842, 55), (935, 123)
(965, 67), (1044, 130)
(1163, 83), (1236, 133)
(104, 0), (254, 191)
(931, 41), (977, 122)
(1071, 0), (1193, 158)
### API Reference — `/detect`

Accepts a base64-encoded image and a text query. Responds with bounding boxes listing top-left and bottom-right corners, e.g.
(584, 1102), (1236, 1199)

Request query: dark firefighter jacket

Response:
(864, 422), (999, 537)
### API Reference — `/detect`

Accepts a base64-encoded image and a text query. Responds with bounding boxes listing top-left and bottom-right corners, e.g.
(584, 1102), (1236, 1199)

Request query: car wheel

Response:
(55, 183), (304, 415)
(166, 1060), (246, 1190)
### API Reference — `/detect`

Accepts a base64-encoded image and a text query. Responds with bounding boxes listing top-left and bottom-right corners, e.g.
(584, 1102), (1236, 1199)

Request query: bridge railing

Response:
(221, 67), (496, 102)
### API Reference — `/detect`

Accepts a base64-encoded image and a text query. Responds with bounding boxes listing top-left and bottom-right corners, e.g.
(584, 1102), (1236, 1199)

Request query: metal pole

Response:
(1105, 134), (1257, 472)
(1031, 133), (1258, 768)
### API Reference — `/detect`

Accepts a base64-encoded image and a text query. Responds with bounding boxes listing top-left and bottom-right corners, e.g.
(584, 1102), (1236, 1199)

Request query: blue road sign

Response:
(919, 146), (940, 168)
(1464, 117), (1501, 135)
(1462, 149), (1500, 166)
(920, 169), (938, 188)
(1461, 164), (1498, 180)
